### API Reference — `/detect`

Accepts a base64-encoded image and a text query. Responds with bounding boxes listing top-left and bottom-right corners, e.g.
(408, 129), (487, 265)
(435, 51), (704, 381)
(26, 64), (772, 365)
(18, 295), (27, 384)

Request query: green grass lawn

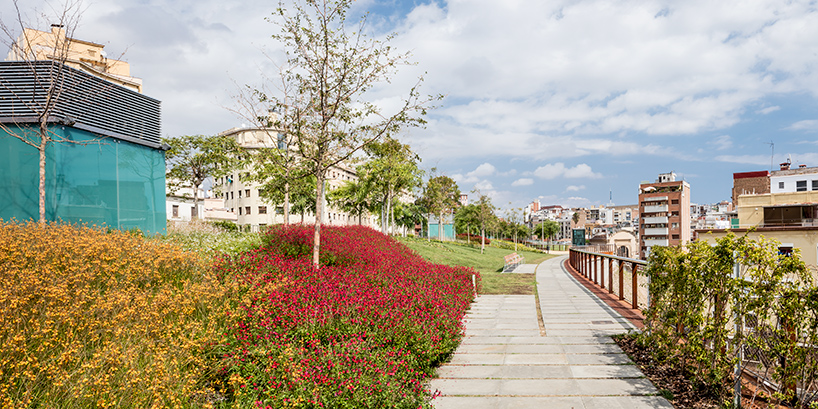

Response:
(395, 237), (556, 295)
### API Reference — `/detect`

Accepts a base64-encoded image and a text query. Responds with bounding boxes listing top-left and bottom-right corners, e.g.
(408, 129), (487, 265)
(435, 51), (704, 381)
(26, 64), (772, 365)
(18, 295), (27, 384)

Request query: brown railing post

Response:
(608, 257), (613, 293)
(585, 253), (589, 278)
(593, 254), (597, 284)
(631, 262), (639, 310)
(618, 260), (624, 301)
(599, 255), (605, 288)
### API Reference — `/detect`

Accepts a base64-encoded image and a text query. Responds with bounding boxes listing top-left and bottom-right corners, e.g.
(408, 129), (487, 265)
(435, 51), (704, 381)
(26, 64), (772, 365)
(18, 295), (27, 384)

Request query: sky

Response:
(3, 0), (818, 212)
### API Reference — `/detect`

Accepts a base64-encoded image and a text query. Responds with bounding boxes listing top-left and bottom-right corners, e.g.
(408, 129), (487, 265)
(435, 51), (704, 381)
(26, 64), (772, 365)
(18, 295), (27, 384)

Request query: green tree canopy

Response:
(534, 220), (560, 241)
(163, 134), (241, 216)
(421, 175), (460, 241)
(358, 137), (422, 234)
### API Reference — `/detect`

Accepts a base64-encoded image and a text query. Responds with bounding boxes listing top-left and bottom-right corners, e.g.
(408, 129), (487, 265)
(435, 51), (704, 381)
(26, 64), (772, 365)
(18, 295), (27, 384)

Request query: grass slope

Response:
(395, 237), (555, 294)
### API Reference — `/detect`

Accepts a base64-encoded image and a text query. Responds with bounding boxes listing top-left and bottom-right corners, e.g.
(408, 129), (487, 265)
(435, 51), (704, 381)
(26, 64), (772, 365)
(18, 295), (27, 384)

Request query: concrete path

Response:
(429, 256), (672, 409)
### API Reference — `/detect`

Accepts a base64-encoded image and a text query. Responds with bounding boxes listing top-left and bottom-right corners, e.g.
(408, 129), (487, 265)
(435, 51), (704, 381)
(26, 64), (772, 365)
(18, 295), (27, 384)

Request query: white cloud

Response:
(566, 185), (586, 192)
(474, 180), (494, 191)
(715, 154), (775, 165)
(787, 120), (818, 132)
(469, 162), (496, 178)
(534, 163), (602, 180)
(709, 135), (733, 151)
(757, 106), (781, 115)
(452, 162), (497, 184)
(511, 178), (533, 186)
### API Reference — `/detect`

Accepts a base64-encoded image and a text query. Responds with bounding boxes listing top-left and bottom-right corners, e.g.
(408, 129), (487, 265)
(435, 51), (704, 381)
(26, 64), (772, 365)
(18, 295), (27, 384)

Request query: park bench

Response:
(503, 252), (525, 272)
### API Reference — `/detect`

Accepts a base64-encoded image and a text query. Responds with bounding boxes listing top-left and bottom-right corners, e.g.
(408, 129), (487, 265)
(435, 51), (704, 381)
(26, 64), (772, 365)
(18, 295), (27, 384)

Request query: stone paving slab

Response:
(430, 257), (670, 408)
(433, 396), (674, 409)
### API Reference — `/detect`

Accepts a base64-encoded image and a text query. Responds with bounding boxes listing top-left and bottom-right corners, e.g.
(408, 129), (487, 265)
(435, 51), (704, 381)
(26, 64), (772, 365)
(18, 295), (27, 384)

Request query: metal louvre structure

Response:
(0, 61), (161, 148)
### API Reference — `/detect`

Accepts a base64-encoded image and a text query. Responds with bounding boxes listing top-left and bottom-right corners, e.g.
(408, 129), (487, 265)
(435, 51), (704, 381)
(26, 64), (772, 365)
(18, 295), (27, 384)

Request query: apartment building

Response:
(212, 125), (376, 232)
(638, 172), (691, 259)
(699, 160), (818, 267)
(7, 25), (143, 92)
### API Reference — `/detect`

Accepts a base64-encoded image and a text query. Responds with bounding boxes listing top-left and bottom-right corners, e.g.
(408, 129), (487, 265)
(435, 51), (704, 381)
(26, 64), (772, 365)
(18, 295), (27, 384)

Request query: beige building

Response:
(213, 125), (376, 232)
(7, 25), (142, 92)
(638, 171), (691, 259)
(700, 162), (818, 268)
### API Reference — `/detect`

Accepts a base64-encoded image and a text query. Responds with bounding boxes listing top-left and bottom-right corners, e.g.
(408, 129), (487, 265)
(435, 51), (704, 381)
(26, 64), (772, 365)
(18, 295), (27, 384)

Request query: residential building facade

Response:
(8, 25), (143, 92)
(638, 172), (691, 259)
(212, 125), (376, 232)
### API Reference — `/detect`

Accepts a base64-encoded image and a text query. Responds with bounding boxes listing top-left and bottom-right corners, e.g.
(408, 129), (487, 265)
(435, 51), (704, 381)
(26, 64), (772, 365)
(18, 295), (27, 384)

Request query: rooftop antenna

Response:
(765, 141), (774, 171)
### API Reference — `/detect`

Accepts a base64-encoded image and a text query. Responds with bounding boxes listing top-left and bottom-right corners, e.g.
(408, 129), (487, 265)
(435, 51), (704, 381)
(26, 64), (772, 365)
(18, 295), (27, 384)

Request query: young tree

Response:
(327, 179), (372, 225)
(358, 137), (422, 235)
(535, 220), (560, 251)
(422, 175), (460, 241)
(505, 205), (526, 251)
(454, 204), (479, 240)
(259, 0), (435, 266)
(163, 134), (241, 217)
(468, 191), (496, 254)
(0, 1), (83, 223)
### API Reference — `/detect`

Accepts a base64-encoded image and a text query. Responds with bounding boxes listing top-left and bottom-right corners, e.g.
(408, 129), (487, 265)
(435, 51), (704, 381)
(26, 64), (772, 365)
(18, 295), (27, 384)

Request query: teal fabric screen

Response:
(0, 125), (166, 234)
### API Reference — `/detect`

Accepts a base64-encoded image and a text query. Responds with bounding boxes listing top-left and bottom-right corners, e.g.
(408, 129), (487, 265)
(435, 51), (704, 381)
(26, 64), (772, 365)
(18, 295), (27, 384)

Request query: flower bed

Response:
(0, 220), (227, 408)
(456, 233), (490, 245)
(214, 224), (480, 408)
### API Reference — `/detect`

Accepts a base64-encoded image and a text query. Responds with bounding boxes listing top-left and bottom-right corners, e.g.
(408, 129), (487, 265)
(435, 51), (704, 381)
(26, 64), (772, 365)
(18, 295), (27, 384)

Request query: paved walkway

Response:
(429, 256), (672, 408)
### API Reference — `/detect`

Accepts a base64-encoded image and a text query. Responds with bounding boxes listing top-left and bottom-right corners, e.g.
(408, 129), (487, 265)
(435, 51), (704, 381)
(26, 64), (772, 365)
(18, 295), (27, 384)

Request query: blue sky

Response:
(3, 0), (818, 211)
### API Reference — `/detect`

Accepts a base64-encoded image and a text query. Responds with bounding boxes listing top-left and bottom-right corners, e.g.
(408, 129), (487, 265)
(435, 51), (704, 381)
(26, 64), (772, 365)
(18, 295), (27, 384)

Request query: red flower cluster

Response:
(455, 233), (491, 245)
(214, 225), (479, 408)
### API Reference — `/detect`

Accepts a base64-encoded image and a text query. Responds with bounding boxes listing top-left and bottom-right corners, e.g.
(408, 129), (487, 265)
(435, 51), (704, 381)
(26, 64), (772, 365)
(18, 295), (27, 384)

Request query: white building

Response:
(212, 125), (377, 232)
(770, 161), (818, 194)
(167, 186), (237, 224)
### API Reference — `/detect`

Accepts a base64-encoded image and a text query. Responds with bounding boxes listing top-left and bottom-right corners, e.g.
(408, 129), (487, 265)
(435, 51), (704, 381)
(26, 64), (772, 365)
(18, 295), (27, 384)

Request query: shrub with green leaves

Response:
(642, 232), (817, 406)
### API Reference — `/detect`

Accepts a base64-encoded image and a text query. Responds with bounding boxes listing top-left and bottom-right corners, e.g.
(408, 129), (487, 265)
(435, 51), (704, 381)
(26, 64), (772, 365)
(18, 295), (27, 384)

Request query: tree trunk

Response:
(284, 180), (290, 225)
(481, 227), (485, 254)
(380, 200), (386, 234)
(193, 183), (200, 220)
(312, 172), (324, 268)
(387, 189), (393, 235)
(38, 122), (48, 223)
(438, 211), (444, 241)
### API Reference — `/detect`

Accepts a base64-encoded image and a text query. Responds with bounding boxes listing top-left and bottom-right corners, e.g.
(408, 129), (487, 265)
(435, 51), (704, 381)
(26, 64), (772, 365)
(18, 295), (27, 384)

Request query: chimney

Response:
(50, 24), (65, 38)
(800, 164), (807, 168)
(780, 161), (791, 171)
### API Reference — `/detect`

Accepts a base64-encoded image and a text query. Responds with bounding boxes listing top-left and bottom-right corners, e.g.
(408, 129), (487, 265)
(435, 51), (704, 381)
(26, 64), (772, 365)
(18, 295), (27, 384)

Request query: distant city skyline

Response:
(3, 0), (816, 211)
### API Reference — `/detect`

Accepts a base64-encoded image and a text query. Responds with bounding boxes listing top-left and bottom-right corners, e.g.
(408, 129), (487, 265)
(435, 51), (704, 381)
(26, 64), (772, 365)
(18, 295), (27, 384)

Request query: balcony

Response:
(643, 205), (669, 213)
(644, 239), (669, 247)
(642, 216), (668, 224)
(644, 228), (668, 235)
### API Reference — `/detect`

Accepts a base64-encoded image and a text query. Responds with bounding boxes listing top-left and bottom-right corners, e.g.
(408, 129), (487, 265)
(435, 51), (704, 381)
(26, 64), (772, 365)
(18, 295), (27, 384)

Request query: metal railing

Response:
(568, 247), (648, 311)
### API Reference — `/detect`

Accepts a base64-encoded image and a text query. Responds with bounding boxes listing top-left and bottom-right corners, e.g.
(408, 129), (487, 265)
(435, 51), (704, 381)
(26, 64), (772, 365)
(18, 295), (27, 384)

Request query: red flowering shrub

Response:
(456, 233), (490, 245)
(214, 225), (479, 408)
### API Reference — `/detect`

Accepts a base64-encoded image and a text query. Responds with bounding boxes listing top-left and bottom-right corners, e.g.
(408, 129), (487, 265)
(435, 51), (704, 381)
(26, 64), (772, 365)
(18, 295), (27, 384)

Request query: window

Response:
(813, 180), (818, 191)
(276, 206), (284, 214)
(245, 206), (251, 215)
(191, 206), (198, 217)
(779, 181), (785, 189)
(238, 190), (242, 198)
(797, 180), (807, 192)
(245, 189), (250, 197)
(671, 199), (679, 205)
(238, 207), (242, 215)
(172, 205), (179, 217)
(259, 206), (267, 214)
(230, 191), (234, 199)
(671, 223), (679, 229)
(672, 234), (680, 240)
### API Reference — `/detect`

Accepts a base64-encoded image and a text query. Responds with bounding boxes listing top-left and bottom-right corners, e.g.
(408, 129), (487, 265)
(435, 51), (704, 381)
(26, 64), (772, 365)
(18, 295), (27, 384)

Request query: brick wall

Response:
(732, 175), (769, 205)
